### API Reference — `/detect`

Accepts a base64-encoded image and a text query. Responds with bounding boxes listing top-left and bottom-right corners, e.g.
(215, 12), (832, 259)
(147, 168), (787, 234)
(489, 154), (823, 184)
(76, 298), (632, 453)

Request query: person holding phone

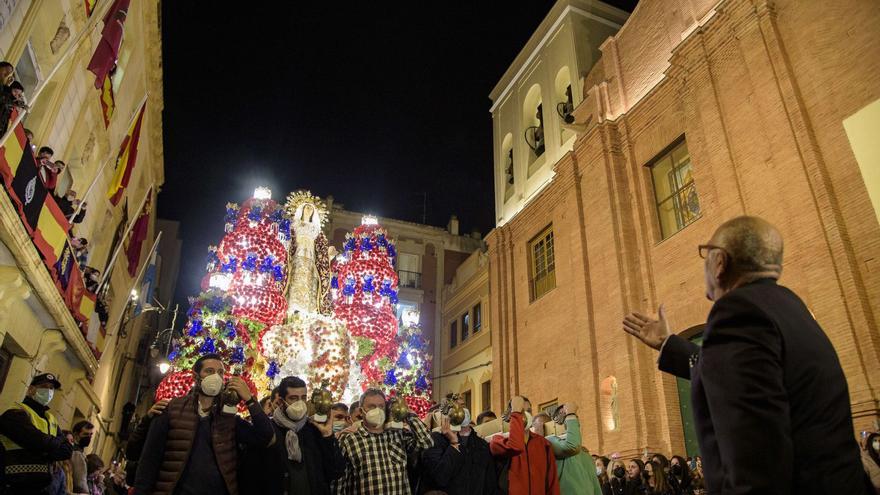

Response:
(133, 353), (274, 495)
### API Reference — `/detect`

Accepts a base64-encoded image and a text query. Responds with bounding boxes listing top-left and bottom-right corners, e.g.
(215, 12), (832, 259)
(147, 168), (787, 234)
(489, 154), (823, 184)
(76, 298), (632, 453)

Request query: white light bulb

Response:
(362, 215), (378, 225)
(253, 187), (272, 200)
(157, 361), (171, 374)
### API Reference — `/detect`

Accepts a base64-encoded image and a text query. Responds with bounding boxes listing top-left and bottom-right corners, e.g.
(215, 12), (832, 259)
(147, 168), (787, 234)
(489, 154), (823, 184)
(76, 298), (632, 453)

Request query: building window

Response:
(462, 390), (472, 412)
(461, 313), (469, 342)
(473, 303), (482, 332)
(650, 140), (701, 238)
(481, 380), (491, 412)
(450, 321), (457, 349)
(528, 225), (556, 301)
(397, 253), (421, 289)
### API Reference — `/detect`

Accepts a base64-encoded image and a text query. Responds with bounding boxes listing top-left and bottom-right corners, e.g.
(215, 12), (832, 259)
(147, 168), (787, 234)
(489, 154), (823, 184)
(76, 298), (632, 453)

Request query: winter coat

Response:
(545, 417), (601, 495)
(421, 430), (497, 494)
(489, 412), (559, 495)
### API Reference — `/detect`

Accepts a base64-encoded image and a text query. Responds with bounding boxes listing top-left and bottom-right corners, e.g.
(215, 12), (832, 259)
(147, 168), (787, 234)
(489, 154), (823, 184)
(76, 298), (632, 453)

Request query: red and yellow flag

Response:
(31, 196), (71, 266)
(107, 101), (146, 206)
(100, 74), (115, 127)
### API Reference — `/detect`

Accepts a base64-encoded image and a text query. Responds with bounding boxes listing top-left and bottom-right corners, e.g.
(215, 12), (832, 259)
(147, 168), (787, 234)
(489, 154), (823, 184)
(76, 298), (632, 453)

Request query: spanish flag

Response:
(100, 74), (115, 128)
(31, 196), (71, 267)
(107, 101), (146, 206)
(0, 110), (31, 209)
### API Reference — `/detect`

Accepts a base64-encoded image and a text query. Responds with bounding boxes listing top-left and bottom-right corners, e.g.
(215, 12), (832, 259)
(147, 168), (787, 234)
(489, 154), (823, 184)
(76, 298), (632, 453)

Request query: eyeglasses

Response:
(698, 244), (727, 259)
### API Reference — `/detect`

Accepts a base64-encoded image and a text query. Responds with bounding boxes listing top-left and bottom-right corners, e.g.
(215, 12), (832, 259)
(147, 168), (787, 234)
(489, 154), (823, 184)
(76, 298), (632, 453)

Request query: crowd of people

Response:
(2, 61), (107, 332)
(3, 358), (879, 495)
(0, 156), (878, 493)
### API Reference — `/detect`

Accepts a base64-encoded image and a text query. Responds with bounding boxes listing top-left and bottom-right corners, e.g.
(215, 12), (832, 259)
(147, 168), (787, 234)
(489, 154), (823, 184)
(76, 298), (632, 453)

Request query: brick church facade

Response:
(487, 0), (880, 457)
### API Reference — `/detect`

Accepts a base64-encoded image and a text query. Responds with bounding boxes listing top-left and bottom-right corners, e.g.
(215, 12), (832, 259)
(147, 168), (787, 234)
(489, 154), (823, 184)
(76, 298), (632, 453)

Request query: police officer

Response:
(0, 373), (73, 493)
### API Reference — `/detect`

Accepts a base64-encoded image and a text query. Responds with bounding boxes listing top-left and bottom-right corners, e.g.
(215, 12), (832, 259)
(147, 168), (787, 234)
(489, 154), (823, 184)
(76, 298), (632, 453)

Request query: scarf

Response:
(272, 406), (308, 462)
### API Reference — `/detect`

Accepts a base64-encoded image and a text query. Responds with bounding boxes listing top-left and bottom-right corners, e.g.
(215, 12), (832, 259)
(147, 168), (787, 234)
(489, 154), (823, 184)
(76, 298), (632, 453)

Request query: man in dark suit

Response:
(623, 216), (870, 494)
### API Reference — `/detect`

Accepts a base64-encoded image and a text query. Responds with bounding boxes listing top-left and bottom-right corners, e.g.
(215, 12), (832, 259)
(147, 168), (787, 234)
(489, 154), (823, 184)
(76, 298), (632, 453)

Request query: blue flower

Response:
(360, 237), (372, 251)
(363, 275), (375, 293)
(208, 296), (225, 313)
(188, 320), (203, 336)
(269, 208), (283, 222)
(248, 206), (262, 222)
(384, 369), (398, 386)
(273, 265), (285, 282)
(221, 257), (238, 273)
(330, 275), (339, 289)
(259, 256), (275, 273)
(231, 347), (245, 364)
(200, 337), (216, 354)
(415, 375), (428, 391)
(267, 361), (280, 379)
(241, 253), (258, 271)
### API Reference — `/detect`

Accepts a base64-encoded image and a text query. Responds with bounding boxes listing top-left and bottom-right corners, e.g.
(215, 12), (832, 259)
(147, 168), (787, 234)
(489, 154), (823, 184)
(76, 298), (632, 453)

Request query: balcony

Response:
(398, 270), (422, 289)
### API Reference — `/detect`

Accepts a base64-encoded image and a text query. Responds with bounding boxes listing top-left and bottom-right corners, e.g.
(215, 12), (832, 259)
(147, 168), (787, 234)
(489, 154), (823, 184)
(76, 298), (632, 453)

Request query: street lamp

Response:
(157, 360), (171, 374)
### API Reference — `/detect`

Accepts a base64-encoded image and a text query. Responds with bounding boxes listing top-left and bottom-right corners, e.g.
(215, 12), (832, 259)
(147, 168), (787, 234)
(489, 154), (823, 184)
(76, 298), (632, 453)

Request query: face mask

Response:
(873, 440), (880, 452)
(78, 437), (91, 449)
(286, 400), (307, 421)
(365, 408), (386, 428)
(200, 374), (224, 397)
(596, 467), (604, 476)
(671, 464), (682, 476)
(613, 467), (626, 479)
(33, 388), (54, 406)
(332, 421), (347, 433)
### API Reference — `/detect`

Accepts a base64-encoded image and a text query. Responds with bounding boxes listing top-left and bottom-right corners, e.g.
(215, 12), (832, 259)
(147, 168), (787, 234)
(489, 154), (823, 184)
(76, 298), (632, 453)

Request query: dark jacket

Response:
(0, 397), (73, 493)
(124, 415), (154, 486)
(54, 194), (86, 223)
(260, 421), (345, 495)
(658, 279), (871, 494)
(133, 393), (273, 495)
(420, 430), (496, 495)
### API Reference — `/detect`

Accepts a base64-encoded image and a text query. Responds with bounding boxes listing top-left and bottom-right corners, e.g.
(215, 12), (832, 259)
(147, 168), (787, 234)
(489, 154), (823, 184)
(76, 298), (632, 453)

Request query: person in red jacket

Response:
(490, 395), (560, 495)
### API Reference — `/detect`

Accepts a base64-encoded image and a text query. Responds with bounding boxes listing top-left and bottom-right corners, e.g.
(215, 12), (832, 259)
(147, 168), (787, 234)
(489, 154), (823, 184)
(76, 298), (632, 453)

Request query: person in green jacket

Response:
(545, 403), (602, 495)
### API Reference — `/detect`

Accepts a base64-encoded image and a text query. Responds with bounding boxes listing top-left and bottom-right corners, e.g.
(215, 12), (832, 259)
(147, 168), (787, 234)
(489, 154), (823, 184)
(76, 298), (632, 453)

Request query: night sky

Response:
(157, 2), (637, 306)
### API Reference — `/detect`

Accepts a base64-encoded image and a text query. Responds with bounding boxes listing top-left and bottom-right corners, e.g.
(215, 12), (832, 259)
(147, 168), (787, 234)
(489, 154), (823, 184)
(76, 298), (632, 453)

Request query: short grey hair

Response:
(359, 388), (386, 407)
(717, 216), (783, 275)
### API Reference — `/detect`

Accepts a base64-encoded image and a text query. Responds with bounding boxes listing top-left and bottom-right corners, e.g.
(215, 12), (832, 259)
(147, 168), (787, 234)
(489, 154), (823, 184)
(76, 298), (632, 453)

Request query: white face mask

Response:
(286, 400), (307, 421)
(332, 421), (347, 433)
(33, 388), (54, 406)
(200, 374), (224, 397)
(365, 408), (386, 428)
(597, 467), (604, 476)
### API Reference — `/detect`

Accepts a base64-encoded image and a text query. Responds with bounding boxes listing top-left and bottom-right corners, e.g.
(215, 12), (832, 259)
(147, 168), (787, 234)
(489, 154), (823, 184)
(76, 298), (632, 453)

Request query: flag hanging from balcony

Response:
(133, 249), (157, 316)
(106, 101), (145, 205)
(86, 0), (130, 89)
(84, 0), (97, 17)
(100, 73), (115, 127)
(31, 196), (71, 267)
(126, 193), (150, 276)
(54, 241), (76, 290)
(0, 115), (38, 216)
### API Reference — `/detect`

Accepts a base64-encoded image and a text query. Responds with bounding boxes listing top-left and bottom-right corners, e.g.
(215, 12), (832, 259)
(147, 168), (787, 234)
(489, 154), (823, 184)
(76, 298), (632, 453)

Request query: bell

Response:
(311, 385), (333, 422)
(449, 403), (466, 431)
(391, 396), (409, 423)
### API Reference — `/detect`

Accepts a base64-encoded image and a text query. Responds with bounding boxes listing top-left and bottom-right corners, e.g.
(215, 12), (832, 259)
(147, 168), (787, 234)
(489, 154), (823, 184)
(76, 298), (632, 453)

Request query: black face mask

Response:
(78, 437), (91, 449)
(671, 464), (683, 476)
(613, 467), (626, 479)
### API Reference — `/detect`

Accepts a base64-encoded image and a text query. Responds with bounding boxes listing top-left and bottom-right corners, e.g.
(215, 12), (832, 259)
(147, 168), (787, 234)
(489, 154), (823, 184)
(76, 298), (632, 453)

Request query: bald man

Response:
(623, 216), (870, 495)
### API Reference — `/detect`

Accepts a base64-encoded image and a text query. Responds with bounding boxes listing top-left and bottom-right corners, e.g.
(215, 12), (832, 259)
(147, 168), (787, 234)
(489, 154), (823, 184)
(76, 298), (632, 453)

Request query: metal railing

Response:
(398, 270), (422, 289)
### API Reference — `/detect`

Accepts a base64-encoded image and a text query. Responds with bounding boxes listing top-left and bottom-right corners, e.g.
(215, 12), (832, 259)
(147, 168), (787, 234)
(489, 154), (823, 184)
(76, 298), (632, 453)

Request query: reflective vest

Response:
(0, 401), (59, 480)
